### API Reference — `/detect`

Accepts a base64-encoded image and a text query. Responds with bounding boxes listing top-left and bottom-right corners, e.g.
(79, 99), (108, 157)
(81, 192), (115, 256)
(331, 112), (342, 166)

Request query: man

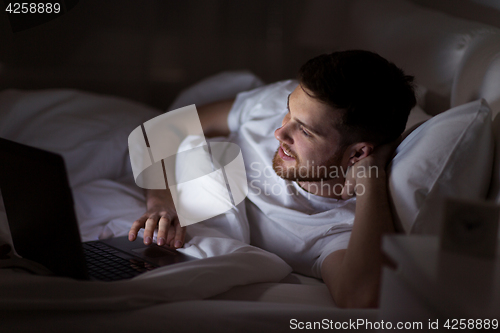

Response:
(128, 50), (416, 308)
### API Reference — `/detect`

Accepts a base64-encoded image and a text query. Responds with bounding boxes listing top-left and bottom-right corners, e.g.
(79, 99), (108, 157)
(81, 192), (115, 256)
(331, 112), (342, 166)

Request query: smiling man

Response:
(129, 50), (416, 308)
(272, 86), (353, 196)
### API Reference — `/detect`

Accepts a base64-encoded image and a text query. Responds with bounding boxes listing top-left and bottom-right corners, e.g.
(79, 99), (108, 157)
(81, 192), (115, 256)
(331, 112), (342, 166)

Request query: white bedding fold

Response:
(0, 172), (292, 312)
(0, 243), (291, 311)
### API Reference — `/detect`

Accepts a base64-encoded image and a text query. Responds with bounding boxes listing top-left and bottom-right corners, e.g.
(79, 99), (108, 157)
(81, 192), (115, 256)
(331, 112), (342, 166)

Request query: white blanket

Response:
(0, 176), (292, 310)
(0, 73), (294, 312)
(0, 246), (290, 311)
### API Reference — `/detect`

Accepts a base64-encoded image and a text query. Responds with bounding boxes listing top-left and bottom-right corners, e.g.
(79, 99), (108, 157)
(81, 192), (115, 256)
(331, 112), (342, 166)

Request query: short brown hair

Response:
(298, 50), (416, 147)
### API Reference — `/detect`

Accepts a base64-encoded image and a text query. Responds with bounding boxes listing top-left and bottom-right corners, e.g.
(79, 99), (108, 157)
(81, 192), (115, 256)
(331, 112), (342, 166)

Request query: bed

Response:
(1, 0), (500, 331)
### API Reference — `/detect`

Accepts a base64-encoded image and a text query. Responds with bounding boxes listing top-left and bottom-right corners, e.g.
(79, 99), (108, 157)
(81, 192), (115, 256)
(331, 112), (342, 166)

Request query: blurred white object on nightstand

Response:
(379, 235), (500, 324)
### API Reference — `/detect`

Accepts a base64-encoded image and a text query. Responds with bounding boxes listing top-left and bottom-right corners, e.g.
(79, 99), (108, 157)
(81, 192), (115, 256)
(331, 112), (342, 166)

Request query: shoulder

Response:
(228, 80), (298, 132)
(238, 79), (297, 107)
(233, 80), (297, 115)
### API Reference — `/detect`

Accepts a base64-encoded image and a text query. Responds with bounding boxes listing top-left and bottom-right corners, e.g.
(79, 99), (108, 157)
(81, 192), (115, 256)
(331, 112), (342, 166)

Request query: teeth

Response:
(283, 148), (292, 157)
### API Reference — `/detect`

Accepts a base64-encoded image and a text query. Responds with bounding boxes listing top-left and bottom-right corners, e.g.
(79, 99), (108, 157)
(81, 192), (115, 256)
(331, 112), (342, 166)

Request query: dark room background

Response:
(0, 0), (313, 110)
(1, 0), (499, 111)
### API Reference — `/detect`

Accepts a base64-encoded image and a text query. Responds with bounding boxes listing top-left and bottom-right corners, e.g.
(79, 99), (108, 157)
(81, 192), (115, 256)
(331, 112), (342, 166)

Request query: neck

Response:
(297, 177), (345, 199)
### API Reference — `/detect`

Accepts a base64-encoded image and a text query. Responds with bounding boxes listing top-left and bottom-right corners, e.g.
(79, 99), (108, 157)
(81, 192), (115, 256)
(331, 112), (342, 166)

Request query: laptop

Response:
(0, 137), (197, 281)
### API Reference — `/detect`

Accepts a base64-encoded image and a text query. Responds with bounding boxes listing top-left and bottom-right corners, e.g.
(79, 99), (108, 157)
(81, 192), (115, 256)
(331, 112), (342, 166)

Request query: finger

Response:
(143, 215), (159, 245)
(173, 223), (186, 248)
(341, 166), (353, 200)
(341, 179), (356, 200)
(166, 223), (176, 248)
(129, 216), (148, 241)
(156, 216), (172, 246)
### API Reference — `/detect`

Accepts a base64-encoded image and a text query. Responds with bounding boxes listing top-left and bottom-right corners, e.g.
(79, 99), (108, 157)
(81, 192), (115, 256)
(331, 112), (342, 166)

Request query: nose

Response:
(274, 121), (293, 145)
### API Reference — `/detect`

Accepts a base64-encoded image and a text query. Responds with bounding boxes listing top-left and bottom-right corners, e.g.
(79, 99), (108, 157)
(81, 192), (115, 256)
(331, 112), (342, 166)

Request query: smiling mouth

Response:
(279, 143), (296, 161)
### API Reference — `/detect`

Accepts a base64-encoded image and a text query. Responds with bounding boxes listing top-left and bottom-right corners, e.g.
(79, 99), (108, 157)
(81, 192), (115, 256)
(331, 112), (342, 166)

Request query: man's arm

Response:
(198, 99), (234, 138)
(128, 99), (235, 247)
(321, 144), (397, 308)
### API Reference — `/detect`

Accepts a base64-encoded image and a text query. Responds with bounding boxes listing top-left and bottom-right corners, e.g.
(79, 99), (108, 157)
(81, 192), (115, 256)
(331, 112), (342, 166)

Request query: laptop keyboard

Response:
(83, 241), (158, 281)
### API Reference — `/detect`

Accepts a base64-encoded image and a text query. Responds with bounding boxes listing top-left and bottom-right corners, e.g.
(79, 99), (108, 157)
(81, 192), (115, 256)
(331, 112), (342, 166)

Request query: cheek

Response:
(304, 144), (335, 164)
(295, 140), (314, 160)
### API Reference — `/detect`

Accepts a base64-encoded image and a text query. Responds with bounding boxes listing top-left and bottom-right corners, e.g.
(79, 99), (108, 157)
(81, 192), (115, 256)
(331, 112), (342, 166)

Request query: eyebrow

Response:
(286, 93), (323, 136)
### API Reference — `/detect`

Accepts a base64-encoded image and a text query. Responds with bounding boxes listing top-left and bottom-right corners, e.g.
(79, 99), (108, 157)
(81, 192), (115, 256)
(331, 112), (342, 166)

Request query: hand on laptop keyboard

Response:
(128, 189), (186, 249)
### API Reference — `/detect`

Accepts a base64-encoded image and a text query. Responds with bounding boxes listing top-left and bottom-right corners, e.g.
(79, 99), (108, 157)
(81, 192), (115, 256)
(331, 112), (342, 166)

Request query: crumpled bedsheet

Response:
(0, 71), (295, 312)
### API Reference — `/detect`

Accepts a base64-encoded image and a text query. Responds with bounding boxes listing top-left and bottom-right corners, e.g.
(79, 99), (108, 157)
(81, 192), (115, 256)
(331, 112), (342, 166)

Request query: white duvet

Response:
(0, 72), (297, 312)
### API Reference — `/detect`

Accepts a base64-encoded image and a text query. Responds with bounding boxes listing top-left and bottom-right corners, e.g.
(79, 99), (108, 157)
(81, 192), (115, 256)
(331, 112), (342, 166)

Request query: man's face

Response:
(272, 84), (349, 182)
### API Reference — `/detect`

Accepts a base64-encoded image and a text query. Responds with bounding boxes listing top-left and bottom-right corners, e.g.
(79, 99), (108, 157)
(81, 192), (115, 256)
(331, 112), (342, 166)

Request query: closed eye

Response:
(300, 125), (310, 137)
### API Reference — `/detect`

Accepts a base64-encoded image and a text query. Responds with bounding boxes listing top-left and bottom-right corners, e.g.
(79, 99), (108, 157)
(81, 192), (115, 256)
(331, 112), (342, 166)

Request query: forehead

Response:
(289, 85), (341, 136)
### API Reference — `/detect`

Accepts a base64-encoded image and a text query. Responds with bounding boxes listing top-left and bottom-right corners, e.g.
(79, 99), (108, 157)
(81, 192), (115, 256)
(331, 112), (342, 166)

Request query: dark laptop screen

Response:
(0, 137), (88, 279)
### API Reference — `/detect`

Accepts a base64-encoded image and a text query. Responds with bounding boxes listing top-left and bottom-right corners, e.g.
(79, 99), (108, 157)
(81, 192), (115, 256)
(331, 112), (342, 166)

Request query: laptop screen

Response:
(0, 138), (89, 279)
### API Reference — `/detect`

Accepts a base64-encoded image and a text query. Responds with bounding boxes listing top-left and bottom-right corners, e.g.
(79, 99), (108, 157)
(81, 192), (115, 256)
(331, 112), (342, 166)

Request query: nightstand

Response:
(379, 235), (500, 328)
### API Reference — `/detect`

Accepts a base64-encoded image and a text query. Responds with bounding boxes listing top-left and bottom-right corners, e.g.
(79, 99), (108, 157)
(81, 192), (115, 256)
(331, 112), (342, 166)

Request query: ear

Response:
(346, 142), (374, 166)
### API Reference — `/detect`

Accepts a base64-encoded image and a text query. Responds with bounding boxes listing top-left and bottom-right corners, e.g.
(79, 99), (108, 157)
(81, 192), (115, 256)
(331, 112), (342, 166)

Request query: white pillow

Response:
(0, 89), (161, 187)
(451, 33), (500, 118)
(389, 99), (494, 234)
(168, 71), (264, 111)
